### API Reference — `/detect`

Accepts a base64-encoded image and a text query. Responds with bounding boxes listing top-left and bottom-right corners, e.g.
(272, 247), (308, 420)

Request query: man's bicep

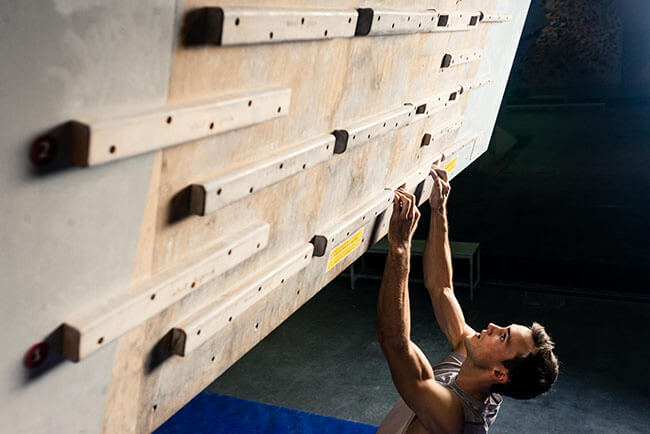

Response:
(430, 287), (475, 353)
(382, 344), (463, 433)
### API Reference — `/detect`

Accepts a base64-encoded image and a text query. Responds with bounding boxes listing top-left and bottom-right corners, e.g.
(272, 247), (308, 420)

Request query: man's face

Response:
(465, 323), (536, 374)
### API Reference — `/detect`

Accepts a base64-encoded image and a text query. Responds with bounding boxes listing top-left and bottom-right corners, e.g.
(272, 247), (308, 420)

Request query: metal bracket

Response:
(190, 135), (335, 216)
(440, 49), (483, 70)
(66, 86), (291, 167)
(60, 221), (270, 362)
(480, 12), (512, 23)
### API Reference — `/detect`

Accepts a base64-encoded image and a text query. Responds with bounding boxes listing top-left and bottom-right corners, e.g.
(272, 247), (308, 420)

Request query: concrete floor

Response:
(208, 276), (650, 433)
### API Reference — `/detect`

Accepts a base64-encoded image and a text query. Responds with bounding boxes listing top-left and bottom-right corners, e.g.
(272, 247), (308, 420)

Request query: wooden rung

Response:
(411, 85), (464, 121)
(67, 87), (291, 167)
(421, 117), (464, 147)
(60, 221), (270, 362)
(463, 76), (493, 91)
(480, 12), (512, 23)
(441, 49), (483, 69)
(170, 243), (313, 356)
(433, 10), (482, 32)
(357, 9), (439, 36)
(389, 161), (437, 207)
(190, 135), (334, 216)
(311, 191), (393, 268)
(332, 105), (414, 154)
(184, 7), (358, 46)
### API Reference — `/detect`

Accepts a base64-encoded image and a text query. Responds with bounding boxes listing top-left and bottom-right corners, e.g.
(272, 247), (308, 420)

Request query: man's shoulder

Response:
(416, 378), (465, 433)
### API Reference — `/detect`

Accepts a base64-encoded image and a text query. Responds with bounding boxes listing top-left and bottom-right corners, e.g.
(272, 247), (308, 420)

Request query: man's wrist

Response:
(388, 241), (410, 255)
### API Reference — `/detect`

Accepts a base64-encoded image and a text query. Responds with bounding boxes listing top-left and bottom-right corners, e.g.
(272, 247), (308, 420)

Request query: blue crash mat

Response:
(155, 392), (378, 434)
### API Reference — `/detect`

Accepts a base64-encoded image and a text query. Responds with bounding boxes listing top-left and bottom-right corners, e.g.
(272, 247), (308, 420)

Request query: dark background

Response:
(430, 0), (650, 297)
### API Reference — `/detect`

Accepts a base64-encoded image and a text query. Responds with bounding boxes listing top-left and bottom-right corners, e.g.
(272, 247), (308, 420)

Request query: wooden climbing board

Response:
(1, 1), (530, 433)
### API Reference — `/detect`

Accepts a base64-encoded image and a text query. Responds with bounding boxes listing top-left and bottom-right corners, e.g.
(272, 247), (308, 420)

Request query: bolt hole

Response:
(304, 255), (307, 259)
(362, 216), (366, 220)
(378, 16), (381, 21)
(367, 134), (371, 139)
(301, 17), (305, 24)
(235, 18), (240, 26)
(217, 188), (222, 195)
(324, 29), (328, 37)
(302, 164), (306, 169)
(211, 356), (215, 361)
(408, 16), (411, 21)
(326, 145), (329, 150)
(395, 122), (398, 127)
(209, 122), (214, 130)
(197, 329), (201, 335)
(98, 337), (104, 344)
(229, 316), (232, 322)
(153, 405), (158, 412)
(248, 100), (253, 107)
(383, 122), (386, 127)
(228, 249), (232, 255)
(279, 163), (284, 169)
(281, 279), (285, 284)
(166, 116), (172, 124)
(255, 323), (259, 329)
(269, 32), (274, 39)
(150, 294), (156, 300)
(352, 135), (356, 140)
(258, 286), (262, 292)
(257, 242), (261, 248)
(109, 145), (116, 154)
(277, 106), (282, 113)
(191, 281), (196, 288)
(347, 232), (350, 236)
(391, 23), (395, 29)
(348, 17), (352, 23)
(297, 290), (300, 295)
(249, 187), (254, 193)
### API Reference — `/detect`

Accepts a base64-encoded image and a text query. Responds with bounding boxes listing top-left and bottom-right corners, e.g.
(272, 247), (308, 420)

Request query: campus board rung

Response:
(441, 49), (483, 69)
(65, 87), (291, 167)
(60, 221), (270, 362)
(190, 135), (335, 216)
(480, 12), (512, 23)
(170, 243), (314, 356)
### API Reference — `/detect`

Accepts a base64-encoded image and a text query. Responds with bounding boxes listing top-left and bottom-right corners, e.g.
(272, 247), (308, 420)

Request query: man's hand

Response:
(388, 188), (420, 249)
(429, 166), (451, 215)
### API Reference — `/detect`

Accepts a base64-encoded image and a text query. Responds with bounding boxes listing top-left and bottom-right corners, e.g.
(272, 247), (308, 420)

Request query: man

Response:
(376, 166), (559, 433)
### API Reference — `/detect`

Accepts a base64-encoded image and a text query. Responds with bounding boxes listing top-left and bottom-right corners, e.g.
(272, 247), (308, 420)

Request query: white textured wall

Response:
(0, 1), (179, 432)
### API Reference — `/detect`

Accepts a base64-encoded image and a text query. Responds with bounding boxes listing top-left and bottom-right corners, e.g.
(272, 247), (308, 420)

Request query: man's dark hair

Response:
(490, 322), (559, 399)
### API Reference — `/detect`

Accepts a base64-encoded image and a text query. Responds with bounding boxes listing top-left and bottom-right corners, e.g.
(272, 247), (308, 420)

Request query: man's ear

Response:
(492, 368), (509, 385)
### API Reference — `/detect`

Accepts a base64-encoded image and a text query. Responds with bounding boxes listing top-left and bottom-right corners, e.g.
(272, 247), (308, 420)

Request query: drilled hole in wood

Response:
(297, 290), (300, 295)
(377, 16), (381, 21)
(277, 106), (282, 113)
(279, 163), (284, 169)
(166, 116), (172, 124)
(229, 316), (232, 321)
(418, 23), (422, 28)
(395, 122), (398, 127)
(391, 23), (395, 29)
(258, 286), (262, 291)
(362, 216), (366, 220)
(352, 135), (356, 140)
(217, 188), (222, 195)
(304, 255), (307, 259)
(302, 163), (306, 169)
(209, 122), (214, 130)
(249, 187), (254, 193)
(269, 32), (274, 39)
(152, 405), (157, 412)
(235, 18), (240, 26)
(301, 17), (305, 24)
(248, 100), (252, 107)
(281, 279), (285, 284)
(109, 145), (116, 154)
(196, 329), (201, 335)
(324, 29), (328, 37)
(326, 145), (329, 150)
(255, 323), (259, 329)
(191, 281), (196, 288)
(383, 122), (386, 127)
(98, 337), (104, 344)
(348, 17), (352, 23)
(257, 242), (261, 248)
(367, 134), (371, 139)
(211, 356), (215, 362)
(408, 16), (411, 21)
(228, 249), (232, 255)
(150, 294), (156, 300)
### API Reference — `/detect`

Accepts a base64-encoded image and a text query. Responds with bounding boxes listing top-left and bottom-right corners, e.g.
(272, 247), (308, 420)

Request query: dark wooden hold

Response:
(332, 130), (349, 154)
(441, 53), (452, 68)
(182, 7), (225, 46)
(437, 14), (449, 27)
(421, 133), (432, 147)
(355, 8), (374, 36)
(310, 235), (328, 257)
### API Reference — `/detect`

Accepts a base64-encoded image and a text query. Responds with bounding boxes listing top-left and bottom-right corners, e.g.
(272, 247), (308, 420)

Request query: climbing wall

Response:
(0, 1), (530, 432)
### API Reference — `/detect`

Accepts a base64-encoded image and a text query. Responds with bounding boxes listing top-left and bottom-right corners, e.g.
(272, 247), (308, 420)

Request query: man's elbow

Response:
(377, 330), (410, 356)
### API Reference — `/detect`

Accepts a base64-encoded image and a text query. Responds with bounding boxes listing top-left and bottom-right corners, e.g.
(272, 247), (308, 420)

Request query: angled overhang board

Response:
(3, 0), (531, 433)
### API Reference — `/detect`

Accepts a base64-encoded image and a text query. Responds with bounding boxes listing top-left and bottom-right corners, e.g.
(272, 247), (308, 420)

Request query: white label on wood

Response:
(219, 7), (358, 45)
(333, 105), (414, 153)
(481, 12), (512, 23)
(61, 221), (270, 362)
(68, 87), (291, 167)
(366, 10), (439, 35)
(190, 135), (335, 216)
(170, 243), (314, 356)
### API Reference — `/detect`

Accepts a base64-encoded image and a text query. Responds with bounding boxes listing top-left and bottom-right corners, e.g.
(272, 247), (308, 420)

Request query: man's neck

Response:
(455, 359), (494, 403)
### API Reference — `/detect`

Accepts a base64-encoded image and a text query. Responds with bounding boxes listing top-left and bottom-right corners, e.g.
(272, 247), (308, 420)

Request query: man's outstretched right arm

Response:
(423, 167), (475, 354)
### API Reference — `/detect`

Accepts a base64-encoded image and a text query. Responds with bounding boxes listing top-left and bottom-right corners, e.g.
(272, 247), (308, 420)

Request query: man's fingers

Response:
(433, 167), (449, 182)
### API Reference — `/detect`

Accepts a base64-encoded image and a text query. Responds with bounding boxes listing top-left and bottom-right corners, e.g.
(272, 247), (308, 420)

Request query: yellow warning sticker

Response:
(327, 228), (364, 271)
(444, 157), (458, 173)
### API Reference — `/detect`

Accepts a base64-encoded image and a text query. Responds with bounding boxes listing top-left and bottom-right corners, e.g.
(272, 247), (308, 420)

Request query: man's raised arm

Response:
(377, 189), (463, 433)
(423, 167), (475, 354)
